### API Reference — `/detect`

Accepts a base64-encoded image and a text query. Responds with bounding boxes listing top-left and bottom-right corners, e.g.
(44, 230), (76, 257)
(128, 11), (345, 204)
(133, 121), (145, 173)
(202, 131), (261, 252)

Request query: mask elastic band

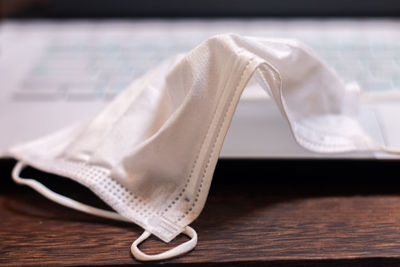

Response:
(131, 226), (197, 261)
(11, 161), (198, 261)
(12, 161), (130, 222)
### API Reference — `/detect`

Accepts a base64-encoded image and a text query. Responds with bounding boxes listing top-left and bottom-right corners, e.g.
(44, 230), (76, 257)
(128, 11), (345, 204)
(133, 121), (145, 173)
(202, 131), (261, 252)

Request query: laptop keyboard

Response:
(4, 20), (400, 101)
(14, 42), (161, 101)
(317, 43), (400, 93)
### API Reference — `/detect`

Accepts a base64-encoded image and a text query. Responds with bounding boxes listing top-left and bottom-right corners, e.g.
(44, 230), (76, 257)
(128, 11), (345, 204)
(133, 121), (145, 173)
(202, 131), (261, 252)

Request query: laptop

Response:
(1, 1), (400, 159)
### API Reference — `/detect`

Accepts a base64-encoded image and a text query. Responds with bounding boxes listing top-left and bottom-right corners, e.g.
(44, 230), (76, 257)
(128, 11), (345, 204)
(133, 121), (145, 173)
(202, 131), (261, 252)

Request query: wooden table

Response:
(1, 159), (400, 266)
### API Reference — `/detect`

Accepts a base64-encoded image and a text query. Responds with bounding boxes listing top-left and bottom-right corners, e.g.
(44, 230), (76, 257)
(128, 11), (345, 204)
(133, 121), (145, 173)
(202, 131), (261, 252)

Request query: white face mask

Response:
(6, 34), (399, 261)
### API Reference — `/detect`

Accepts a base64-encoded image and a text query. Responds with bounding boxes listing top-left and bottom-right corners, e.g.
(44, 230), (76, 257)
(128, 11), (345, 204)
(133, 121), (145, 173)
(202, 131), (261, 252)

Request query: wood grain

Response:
(1, 159), (400, 266)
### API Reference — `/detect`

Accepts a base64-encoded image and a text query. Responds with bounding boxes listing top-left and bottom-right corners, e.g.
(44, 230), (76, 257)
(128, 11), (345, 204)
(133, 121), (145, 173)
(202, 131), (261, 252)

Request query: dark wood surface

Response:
(2, 159), (400, 266)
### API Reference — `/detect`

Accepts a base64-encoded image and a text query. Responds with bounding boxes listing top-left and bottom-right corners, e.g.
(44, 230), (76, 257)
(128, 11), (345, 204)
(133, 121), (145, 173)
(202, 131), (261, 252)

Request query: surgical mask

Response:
(6, 34), (399, 261)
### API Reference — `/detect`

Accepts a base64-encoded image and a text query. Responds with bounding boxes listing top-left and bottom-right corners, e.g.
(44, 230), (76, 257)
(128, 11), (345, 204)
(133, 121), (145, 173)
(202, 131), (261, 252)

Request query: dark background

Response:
(1, 0), (400, 19)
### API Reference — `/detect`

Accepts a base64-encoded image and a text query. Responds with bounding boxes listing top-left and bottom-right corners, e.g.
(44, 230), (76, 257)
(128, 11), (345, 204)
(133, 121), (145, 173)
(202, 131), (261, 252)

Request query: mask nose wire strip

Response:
(11, 161), (131, 222)
(131, 226), (197, 261)
(11, 161), (198, 261)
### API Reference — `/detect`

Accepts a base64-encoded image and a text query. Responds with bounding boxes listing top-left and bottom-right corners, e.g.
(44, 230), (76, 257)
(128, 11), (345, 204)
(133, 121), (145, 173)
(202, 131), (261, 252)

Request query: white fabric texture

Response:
(7, 34), (380, 245)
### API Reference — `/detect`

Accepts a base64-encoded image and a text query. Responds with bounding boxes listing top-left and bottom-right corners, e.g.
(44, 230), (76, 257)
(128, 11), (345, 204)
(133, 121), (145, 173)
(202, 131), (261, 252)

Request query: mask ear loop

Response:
(131, 226), (197, 261)
(11, 161), (130, 222)
(11, 161), (198, 261)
